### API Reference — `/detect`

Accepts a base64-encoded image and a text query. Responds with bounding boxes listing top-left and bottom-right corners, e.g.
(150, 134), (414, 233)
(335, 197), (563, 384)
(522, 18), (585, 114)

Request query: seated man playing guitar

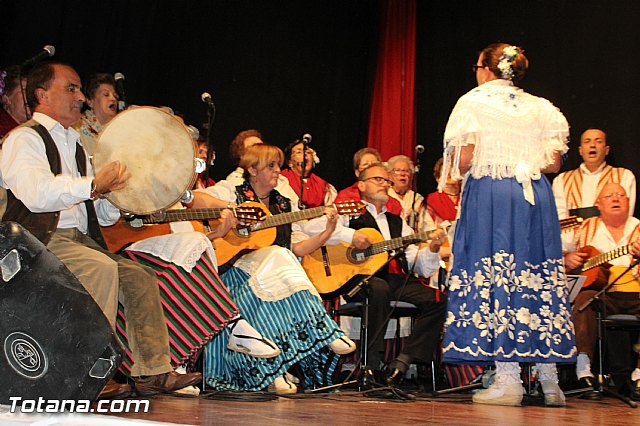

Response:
(564, 182), (640, 399)
(304, 163), (446, 385)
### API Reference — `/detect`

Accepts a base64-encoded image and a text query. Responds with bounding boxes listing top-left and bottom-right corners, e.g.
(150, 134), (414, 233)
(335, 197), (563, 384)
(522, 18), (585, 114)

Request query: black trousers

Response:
(346, 274), (447, 366)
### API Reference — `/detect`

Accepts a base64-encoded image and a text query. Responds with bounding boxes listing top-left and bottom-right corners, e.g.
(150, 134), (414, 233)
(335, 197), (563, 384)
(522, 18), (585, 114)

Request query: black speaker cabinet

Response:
(0, 222), (123, 404)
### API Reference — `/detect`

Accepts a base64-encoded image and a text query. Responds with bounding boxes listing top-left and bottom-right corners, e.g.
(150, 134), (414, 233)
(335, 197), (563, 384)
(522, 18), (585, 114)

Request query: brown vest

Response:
(3, 121), (105, 247)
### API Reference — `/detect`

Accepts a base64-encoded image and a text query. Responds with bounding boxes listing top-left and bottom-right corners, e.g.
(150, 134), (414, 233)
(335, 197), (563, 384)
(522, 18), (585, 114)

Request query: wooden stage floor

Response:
(105, 389), (638, 425)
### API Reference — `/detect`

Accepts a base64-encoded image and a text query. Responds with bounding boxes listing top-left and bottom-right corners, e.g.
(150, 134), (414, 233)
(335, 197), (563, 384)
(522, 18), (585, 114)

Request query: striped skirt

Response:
(116, 251), (238, 374)
(204, 266), (343, 391)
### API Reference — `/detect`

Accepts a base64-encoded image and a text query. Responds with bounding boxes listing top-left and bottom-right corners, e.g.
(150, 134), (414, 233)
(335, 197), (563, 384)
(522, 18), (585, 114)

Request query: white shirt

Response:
(0, 112), (120, 232)
(303, 201), (440, 278)
(388, 187), (424, 227)
(552, 162), (636, 218)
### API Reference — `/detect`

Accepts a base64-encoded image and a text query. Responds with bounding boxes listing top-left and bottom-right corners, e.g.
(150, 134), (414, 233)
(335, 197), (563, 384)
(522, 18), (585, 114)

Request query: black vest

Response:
(349, 209), (407, 275)
(234, 182), (293, 249)
(3, 122), (105, 247)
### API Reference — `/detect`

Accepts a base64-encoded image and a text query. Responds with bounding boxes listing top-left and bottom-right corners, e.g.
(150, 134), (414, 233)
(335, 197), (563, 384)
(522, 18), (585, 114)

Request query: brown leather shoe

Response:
(99, 379), (132, 399)
(135, 371), (202, 396)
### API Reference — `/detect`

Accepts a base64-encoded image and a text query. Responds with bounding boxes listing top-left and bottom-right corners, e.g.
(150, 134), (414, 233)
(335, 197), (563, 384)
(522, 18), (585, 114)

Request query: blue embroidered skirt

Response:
(442, 176), (576, 364)
(204, 267), (343, 390)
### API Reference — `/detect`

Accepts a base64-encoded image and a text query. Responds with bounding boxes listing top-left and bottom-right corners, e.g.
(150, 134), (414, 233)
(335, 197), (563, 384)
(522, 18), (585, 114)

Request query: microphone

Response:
(415, 144), (425, 154)
(302, 133), (312, 144)
(22, 45), (55, 67)
(201, 92), (214, 108)
(114, 72), (127, 111)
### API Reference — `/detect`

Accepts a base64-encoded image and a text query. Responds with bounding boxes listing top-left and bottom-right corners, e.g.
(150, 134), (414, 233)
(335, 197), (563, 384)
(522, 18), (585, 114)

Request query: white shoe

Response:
(173, 385), (200, 396)
(473, 382), (524, 406)
(268, 374), (298, 395)
(328, 336), (356, 355)
(226, 317), (281, 358)
(540, 380), (566, 407)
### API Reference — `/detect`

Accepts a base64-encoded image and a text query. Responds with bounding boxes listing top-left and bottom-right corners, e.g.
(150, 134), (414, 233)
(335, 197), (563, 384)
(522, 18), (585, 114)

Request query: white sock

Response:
(536, 363), (560, 394)
(576, 353), (593, 379)
(631, 368), (640, 382)
(494, 361), (522, 385)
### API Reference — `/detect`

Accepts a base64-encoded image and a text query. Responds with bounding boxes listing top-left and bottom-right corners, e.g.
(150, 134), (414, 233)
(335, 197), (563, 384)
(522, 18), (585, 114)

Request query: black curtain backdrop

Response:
(416, 0), (640, 201)
(2, 0), (640, 203)
(0, 0), (380, 189)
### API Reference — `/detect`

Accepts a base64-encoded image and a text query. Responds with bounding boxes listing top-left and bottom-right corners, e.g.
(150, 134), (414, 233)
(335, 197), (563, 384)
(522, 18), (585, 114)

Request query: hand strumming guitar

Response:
(428, 229), (446, 253)
(205, 208), (238, 240)
(564, 251), (588, 271)
(351, 230), (373, 250)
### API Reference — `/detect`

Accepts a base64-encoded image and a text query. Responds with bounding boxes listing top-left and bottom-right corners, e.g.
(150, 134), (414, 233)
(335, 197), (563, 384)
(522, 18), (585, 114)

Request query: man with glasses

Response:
(564, 182), (640, 400)
(552, 128), (636, 219)
(387, 155), (424, 230)
(335, 147), (402, 215)
(304, 163), (447, 386)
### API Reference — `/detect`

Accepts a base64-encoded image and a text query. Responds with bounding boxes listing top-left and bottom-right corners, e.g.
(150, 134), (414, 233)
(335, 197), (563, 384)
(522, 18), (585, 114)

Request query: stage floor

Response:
(23, 389), (635, 425)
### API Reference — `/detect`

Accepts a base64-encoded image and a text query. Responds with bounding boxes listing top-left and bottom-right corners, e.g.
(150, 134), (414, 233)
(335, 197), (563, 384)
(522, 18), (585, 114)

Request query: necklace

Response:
(257, 193), (270, 200)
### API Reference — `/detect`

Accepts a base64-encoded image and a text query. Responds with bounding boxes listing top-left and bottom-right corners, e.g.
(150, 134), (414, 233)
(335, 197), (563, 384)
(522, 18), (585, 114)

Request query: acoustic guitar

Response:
(213, 200), (366, 266)
(302, 227), (433, 298)
(607, 265), (640, 293)
(100, 205), (266, 253)
(569, 243), (635, 290)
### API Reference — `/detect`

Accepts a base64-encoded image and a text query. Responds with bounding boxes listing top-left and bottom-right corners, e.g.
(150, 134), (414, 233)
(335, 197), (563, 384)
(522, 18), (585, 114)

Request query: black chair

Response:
(333, 300), (419, 388)
(603, 313), (640, 397)
(586, 311), (640, 407)
(336, 300), (420, 362)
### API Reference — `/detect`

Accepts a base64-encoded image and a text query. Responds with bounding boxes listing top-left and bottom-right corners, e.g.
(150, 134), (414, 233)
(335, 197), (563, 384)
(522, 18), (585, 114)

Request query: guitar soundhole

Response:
(233, 226), (251, 239)
(346, 248), (367, 265)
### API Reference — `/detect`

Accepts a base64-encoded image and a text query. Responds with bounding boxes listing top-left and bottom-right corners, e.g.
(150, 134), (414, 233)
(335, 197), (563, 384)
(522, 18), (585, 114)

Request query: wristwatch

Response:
(90, 180), (99, 200)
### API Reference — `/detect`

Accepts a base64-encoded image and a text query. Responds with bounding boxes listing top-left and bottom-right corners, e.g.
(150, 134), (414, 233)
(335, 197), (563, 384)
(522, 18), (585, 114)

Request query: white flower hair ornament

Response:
(497, 46), (521, 80)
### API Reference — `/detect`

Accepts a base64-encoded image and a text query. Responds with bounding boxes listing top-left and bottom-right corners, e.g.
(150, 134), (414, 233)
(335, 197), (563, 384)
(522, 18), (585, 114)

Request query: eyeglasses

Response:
(600, 192), (627, 200)
(361, 176), (394, 187)
(472, 65), (485, 73)
(391, 169), (411, 176)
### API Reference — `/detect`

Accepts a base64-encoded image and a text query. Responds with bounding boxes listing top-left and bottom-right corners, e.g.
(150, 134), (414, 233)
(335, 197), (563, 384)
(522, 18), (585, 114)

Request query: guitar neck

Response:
(363, 231), (430, 257)
(256, 206), (326, 230)
(142, 208), (223, 224)
(560, 215), (583, 231)
(582, 243), (633, 271)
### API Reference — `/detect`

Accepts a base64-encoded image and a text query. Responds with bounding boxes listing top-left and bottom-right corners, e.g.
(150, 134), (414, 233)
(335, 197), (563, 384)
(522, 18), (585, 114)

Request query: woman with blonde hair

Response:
(195, 143), (355, 394)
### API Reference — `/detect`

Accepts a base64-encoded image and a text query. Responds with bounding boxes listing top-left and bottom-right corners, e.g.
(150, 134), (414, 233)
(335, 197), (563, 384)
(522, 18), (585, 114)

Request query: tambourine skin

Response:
(93, 107), (197, 214)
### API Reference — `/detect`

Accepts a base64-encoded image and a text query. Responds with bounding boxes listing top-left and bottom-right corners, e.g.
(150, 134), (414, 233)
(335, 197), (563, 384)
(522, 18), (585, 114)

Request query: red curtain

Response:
(367, 0), (417, 161)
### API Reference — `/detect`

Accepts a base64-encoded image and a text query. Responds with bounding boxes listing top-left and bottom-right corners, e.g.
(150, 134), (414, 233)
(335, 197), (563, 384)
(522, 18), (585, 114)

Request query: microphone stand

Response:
(408, 153), (423, 231)
(204, 100), (216, 183)
(298, 141), (309, 210)
(575, 257), (640, 408)
(308, 244), (416, 401)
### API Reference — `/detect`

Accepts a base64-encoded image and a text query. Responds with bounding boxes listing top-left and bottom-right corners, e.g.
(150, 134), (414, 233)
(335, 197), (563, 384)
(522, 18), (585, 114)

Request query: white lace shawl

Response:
(439, 79), (569, 204)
